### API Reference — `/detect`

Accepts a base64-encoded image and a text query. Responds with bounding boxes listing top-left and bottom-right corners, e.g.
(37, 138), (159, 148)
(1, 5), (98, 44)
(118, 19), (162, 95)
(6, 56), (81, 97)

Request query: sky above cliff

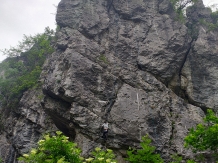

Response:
(0, 0), (217, 62)
(204, 0), (217, 6)
(0, 0), (60, 62)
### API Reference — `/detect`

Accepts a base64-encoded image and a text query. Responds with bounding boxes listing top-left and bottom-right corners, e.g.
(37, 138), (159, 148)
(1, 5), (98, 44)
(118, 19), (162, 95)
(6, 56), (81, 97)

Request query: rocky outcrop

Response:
(41, 0), (213, 161)
(170, 1), (218, 110)
(55, 0), (190, 84)
(1, 0), (218, 162)
(0, 89), (57, 162)
(180, 2), (218, 110)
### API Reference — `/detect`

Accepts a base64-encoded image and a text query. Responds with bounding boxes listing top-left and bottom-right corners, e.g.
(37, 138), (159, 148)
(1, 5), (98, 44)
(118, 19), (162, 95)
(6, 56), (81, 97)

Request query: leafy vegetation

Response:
(19, 131), (118, 163)
(169, 154), (197, 163)
(170, 0), (197, 11)
(18, 131), (83, 163)
(184, 109), (218, 161)
(0, 27), (54, 111)
(199, 11), (218, 31)
(1, 27), (54, 57)
(98, 54), (109, 64)
(18, 132), (165, 163)
(86, 147), (117, 163)
(19, 130), (214, 163)
(170, 0), (197, 22)
(170, 154), (183, 163)
(126, 135), (164, 163)
(170, 0), (218, 40)
(186, 160), (197, 163)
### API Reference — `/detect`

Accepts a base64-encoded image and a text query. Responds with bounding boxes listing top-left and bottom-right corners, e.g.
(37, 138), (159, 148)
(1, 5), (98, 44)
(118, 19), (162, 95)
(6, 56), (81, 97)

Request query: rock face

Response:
(0, 89), (57, 162)
(180, 2), (218, 110)
(1, 0), (218, 162)
(41, 0), (211, 161)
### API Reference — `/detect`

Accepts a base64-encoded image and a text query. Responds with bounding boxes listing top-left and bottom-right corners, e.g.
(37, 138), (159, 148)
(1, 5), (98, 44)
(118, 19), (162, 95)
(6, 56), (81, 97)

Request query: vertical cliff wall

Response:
(1, 0), (218, 162)
(41, 0), (207, 161)
(0, 89), (57, 162)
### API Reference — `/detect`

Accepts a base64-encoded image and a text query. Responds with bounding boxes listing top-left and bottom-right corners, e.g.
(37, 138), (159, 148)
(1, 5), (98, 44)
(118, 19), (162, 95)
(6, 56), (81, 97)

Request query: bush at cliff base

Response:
(18, 131), (83, 163)
(126, 134), (164, 163)
(85, 147), (117, 163)
(185, 109), (218, 161)
(18, 131), (118, 163)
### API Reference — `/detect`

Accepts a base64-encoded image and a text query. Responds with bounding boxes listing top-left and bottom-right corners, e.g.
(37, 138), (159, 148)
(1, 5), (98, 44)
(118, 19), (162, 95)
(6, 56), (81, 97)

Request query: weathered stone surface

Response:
(181, 27), (218, 109)
(1, 0), (218, 162)
(0, 134), (10, 162)
(56, 0), (191, 83)
(0, 89), (57, 163)
(42, 49), (204, 160)
(180, 2), (218, 110)
(40, 0), (212, 161)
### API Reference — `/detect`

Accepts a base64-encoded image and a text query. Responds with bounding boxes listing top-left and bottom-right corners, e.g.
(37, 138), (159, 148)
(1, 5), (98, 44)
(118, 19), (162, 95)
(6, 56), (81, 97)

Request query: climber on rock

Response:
(101, 120), (109, 140)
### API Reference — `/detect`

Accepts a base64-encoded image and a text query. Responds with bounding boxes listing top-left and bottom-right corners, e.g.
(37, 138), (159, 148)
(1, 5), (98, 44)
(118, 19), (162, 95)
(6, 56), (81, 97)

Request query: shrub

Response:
(170, 0), (197, 22)
(85, 147), (117, 163)
(184, 109), (218, 161)
(18, 131), (83, 163)
(126, 135), (164, 163)
(98, 54), (109, 64)
(0, 27), (54, 110)
(18, 131), (118, 163)
(170, 154), (182, 163)
(185, 109), (218, 152)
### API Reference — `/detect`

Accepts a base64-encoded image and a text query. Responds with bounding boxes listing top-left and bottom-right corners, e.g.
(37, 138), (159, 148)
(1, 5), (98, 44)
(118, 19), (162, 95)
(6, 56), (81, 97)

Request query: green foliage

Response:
(170, 0), (197, 22)
(84, 147), (117, 163)
(18, 131), (83, 163)
(169, 154), (197, 163)
(170, 154), (182, 163)
(18, 131), (118, 163)
(0, 27), (54, 110)
(1, 27), (54, 57)
(170, 0), (218, 32)
(184, 109), (218, 162)
(0, 157), (2, 163)
(170, 0), (197, 10)
(186, 160), (197, 163)
(199, 18), (218, 32)
(211, 10), (218, 22)
(11, 66), (42, 95)
(184, 109), (218, 152)
(209, 10), (218, 31)
(126, 135), (164, 163)
(98, 54), (109, 64)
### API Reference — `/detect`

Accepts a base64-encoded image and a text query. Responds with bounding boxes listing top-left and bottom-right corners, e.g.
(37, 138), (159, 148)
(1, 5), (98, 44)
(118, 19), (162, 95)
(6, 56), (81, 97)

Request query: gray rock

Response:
(0, 89), (57, 162)
(2, 0), (218, 162)
(181, 26), (218, 109)
(41, 0), (211, 161)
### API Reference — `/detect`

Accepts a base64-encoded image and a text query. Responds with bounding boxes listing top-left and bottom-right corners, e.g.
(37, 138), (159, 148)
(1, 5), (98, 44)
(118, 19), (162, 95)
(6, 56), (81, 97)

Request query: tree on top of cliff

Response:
(0, 27), (54, 111)
(170, 0), (198, 11)
(170, 0), (198, 21)
(0, 27), (54, 58)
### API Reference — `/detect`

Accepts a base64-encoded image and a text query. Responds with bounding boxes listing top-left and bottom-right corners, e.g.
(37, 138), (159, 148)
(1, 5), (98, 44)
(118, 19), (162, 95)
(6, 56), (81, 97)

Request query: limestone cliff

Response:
(1, 0), (218, 162)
